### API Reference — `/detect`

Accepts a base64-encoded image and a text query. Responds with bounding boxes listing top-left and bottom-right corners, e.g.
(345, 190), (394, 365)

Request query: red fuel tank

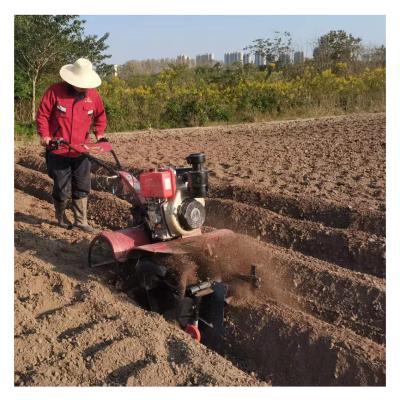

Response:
(139, 169), (176, 199)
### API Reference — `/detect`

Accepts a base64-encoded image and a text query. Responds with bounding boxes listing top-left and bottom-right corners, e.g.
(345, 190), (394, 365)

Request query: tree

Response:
(361, 45), (386, 68)
(14, 66), (31, 101)
(244, 31), (292, 67)
(119, 58), (179, 78)
(15, 15), (111, 121)
(313, 30), (362, 70)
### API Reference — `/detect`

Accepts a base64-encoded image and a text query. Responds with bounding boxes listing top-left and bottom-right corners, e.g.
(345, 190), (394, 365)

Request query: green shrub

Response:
(15, 66), (386, 136)
(15, 121), (36, 139)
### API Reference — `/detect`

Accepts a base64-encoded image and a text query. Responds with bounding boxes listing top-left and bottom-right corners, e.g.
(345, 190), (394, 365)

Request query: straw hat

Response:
(59, 58), (101, 89)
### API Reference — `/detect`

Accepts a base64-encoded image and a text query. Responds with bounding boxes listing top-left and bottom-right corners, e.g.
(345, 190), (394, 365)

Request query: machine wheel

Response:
(185, 324), (201, 342)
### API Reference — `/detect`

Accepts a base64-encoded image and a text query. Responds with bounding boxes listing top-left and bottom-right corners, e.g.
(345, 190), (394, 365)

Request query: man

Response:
(36, 58), (108, 232)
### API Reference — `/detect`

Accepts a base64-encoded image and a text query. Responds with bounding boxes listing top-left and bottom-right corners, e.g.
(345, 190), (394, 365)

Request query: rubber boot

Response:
(72, 197), (97, 233)
(54, 200), (72, 229)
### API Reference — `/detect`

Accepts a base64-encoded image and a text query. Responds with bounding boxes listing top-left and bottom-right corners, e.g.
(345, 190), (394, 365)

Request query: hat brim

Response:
(59, 64), (102, 89)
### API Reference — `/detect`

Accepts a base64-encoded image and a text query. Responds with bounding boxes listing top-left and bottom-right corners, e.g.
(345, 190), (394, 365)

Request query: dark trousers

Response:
(46, 152), (91, 202)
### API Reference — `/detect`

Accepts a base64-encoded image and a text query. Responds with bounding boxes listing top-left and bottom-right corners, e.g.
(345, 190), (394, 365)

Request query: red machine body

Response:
(89, 227), (233, 265)
(139, 169), (176, 199)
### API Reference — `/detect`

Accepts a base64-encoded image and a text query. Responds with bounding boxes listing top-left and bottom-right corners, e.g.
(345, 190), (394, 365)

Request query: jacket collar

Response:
(64, 82), (87, 100)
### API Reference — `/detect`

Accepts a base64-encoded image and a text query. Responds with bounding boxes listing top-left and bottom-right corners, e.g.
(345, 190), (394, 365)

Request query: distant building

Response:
(278, 53), (291, 66)
(254, 52), (266, 67)
(177, 54), (190, 64)
(224, 51), (243, 65)
(176, 54), (196, 67)
(176, 54), (195, 67)
(293, 51), (304, 64)
(159, 57), (176, 64)
(195, 53), (215, 66)
(243, 53), (253, 65)
(113, 64), (119, 77)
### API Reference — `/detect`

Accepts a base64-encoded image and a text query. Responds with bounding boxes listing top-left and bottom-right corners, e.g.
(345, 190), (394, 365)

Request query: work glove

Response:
(40, 137), (51, 147)
(47, 138), (69, 151)
(97, 137), (109, 143)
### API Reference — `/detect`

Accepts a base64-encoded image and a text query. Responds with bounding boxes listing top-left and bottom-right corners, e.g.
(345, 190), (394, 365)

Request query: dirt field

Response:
(14, 112), (386, 386)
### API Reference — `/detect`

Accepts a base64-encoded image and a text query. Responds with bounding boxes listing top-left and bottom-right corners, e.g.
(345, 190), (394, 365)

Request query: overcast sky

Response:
(81, 15), (386, 64)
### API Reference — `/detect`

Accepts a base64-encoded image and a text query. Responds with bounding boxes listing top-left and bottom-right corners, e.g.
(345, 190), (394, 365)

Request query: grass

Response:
(15, 121), (37, 142)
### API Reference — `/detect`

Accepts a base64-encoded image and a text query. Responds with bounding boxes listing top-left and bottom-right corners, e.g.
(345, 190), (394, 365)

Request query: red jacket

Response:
(36, 82), (107, 155)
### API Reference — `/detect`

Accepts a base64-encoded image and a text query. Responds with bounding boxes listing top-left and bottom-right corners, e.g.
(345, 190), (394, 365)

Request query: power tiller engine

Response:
(139, 153), (208, 241)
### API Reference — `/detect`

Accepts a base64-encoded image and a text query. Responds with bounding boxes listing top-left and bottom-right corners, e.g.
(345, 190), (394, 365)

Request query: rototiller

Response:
(49, 139), (259, 346)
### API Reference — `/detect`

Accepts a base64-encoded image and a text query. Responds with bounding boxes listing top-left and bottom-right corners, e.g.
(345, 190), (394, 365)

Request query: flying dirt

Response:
(14, 113), (385, 386)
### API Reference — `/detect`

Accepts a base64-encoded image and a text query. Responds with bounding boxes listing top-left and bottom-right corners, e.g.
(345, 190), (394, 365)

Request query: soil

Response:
(14, 190), (264, 387)
(14, 112), (386, 386)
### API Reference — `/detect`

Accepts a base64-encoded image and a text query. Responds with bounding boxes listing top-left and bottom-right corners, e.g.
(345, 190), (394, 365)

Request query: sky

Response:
(82, 15), (386, 65)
